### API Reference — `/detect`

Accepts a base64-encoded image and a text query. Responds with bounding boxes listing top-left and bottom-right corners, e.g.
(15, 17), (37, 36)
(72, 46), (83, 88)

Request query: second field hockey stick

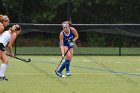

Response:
(55, 47), (71, 72)
(7, 54), (31, 63)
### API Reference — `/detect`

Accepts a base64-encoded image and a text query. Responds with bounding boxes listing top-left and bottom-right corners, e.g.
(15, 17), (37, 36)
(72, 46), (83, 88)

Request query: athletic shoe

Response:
(55, 71), (65, 78)
(0, 76), (8, 81)
(66, 71), (71, 76)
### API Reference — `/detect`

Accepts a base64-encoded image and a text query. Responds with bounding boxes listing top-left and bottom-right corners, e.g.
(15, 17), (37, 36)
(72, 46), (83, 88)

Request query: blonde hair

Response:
(62, 21), (72, 27)
(0, 15), (3, 22)
(0, 15), (9, 23)
(10, 24), (21, 32)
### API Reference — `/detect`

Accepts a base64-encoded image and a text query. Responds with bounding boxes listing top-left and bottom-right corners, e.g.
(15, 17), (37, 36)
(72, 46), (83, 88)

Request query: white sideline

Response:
(6, 72), (135, 75)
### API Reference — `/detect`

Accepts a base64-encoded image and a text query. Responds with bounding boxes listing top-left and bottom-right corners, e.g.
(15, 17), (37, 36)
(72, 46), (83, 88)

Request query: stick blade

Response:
(28, 58), (31, 62)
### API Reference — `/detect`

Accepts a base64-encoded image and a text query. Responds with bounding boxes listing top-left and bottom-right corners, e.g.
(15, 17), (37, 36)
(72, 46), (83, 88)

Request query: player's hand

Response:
(62, 54), (64, 59)
(68, 40), (75, 48)
(9, 52), (15, 57)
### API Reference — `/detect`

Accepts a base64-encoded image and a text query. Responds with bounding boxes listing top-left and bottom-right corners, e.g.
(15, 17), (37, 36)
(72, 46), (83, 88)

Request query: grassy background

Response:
(0, 56), (140, 93)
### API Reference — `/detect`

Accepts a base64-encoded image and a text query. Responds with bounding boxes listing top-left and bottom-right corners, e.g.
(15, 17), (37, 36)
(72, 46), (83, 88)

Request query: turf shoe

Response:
(66, 71), (71, 76)
(55, 71), (65, 78)
(0, 76), (8, 81)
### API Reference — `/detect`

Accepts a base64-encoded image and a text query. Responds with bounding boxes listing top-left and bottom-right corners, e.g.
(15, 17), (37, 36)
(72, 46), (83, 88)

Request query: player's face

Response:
(3, 19), (10, 27)
(63, 26), (69, 31)
(16, 30), (21, 35)
(62, 24), (70, 33)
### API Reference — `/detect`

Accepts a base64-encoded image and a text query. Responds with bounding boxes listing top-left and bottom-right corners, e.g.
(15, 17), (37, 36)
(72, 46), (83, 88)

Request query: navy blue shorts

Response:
(0, 43), (5, 51)
(58, 42), (74, 48)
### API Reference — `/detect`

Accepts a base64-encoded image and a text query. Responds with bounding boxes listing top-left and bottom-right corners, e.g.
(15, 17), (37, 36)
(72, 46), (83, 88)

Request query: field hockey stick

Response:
(7, 54), (31, 63)
(55, 47), (71, 72)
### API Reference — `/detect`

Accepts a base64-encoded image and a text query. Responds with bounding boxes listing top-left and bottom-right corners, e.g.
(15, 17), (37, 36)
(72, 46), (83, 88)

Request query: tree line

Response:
(1, 0), (140, 47)
(0, 0), (140, 24)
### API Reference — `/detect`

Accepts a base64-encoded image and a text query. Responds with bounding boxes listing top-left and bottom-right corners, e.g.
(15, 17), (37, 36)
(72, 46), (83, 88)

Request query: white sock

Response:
(0, 64), (7, 77)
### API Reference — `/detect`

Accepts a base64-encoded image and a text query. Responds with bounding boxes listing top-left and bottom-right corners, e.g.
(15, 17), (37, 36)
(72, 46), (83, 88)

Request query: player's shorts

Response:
(0, 43), (5, 51)
(58, 42), (74, 48)
(64, 44), (74, 48)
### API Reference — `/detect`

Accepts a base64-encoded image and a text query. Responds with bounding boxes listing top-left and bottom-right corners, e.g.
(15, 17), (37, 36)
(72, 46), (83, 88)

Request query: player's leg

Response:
(56, 46), (69, 77)
(0, 51), (8, 81)
(65, 48), (73, 76)
(56, 60), (66, 77)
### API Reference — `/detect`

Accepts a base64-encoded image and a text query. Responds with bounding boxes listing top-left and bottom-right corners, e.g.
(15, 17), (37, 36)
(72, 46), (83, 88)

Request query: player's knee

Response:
(66, 56), (72, 61)
(5, 62), (8, 64)
(2, 60), (8, 64)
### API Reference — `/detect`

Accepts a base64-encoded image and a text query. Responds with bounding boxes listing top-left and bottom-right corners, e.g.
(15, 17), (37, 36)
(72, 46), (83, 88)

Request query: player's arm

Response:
(71, 27), (79, 42)
(0, 23), (4, 34)
(59, 32), (65, 57)
(8, 33), (17, 57)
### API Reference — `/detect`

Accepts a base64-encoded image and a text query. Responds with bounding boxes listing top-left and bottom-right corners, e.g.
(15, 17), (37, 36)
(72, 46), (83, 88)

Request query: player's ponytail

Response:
(68, 21), (72, 26)
(10, 24), (21, 32)
(15, 24), (21, 31)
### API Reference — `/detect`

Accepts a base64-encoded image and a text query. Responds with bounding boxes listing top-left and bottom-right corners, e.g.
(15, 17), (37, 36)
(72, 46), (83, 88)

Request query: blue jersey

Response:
(63, 28), (74, 47)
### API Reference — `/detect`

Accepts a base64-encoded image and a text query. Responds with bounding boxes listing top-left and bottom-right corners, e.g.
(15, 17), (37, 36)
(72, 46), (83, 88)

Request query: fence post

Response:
(119, 35), (122, 56)
(119, 46), (121, 56)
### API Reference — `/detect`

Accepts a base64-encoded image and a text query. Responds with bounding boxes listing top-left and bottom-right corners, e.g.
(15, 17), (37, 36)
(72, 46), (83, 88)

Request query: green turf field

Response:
(0, 56), (140, 93)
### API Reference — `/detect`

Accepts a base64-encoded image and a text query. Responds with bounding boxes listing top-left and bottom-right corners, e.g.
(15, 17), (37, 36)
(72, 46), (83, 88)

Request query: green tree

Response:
(1, 0), (140, 23)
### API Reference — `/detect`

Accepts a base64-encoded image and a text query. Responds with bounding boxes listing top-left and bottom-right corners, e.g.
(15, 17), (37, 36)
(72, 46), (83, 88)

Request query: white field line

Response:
(82, 59), (92, 62)
(7, 72), (139, 75)
(115, 62), (122, 63)
(49, 57), (57, 60)
(135, 69), (140, 70)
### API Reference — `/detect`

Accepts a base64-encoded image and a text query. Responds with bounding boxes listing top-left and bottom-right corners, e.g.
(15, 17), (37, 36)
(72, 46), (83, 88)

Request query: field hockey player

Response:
(0, 24), (21, 81)
(55, 21), (79, 77)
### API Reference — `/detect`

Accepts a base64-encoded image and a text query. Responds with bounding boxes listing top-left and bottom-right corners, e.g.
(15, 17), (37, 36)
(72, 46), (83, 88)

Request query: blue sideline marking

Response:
(35, 61), (140, 77)
(72, 65), (140, 77)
